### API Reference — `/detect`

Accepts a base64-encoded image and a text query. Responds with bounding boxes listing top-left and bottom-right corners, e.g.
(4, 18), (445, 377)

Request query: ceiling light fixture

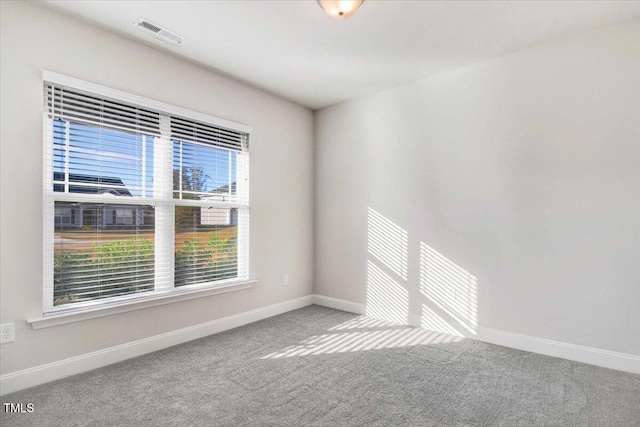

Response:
(317, 0), (364, 19)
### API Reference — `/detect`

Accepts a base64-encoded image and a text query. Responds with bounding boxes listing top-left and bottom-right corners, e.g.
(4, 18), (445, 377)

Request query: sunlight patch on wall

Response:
(262, 324), (462, 359)
(366, 260), (409, 324)
(419, 242), (478, 336)
(367, 208), (408, 279)
(420, 304), (464, 337)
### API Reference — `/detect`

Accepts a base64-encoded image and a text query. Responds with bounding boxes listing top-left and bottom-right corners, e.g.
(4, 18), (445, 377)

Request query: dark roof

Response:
(53, 172), (132, 196)
(210, 182), (236, 194)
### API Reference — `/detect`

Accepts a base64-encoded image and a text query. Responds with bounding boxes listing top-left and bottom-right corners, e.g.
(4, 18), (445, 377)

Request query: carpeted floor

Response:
(2, 305), (639, 426)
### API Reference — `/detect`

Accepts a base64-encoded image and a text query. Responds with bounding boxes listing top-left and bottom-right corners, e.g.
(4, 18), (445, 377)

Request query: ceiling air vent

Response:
(135, 18), (183, 46)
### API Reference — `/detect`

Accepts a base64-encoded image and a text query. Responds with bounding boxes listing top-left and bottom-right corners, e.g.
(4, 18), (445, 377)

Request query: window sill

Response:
(27, 280), (257, 330)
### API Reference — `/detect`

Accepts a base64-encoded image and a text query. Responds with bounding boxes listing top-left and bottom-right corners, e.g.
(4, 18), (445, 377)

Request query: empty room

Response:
(1, 1), (638, 425)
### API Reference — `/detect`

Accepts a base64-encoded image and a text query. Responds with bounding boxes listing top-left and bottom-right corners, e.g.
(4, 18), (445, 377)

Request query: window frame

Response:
(42, 71), (251, 316)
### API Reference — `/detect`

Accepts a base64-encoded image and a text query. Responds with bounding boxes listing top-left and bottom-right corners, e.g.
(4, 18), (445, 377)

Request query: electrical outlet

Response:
(1, 322), (15, 344)
(283, 274), (289, 286)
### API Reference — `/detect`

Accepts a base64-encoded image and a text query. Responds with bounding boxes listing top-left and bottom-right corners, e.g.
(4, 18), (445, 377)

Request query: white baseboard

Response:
(476, 327), (640, 375)
(311, 294), (365, 314)
(3, 294), (637, 396)
(0, 295), (314, 396)
(311, 294), (640, 375)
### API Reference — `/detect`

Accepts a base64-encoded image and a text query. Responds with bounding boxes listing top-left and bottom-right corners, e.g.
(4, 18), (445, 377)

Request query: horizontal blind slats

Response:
(45, 77), (250, 313)
(55, 278), (155, 291)
(170, 116), (247, 152)
(46, 85), (161, 136)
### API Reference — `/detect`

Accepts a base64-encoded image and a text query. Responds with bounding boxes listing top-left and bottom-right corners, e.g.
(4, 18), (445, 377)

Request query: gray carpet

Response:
(2, 305), (639, 426)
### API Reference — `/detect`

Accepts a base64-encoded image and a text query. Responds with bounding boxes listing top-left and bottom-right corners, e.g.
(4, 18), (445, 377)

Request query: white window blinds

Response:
(171, 116), (250, 289)
(46, 84), (161, 136)
(43, 76), (250, 314)
(171, 116), (246, 151)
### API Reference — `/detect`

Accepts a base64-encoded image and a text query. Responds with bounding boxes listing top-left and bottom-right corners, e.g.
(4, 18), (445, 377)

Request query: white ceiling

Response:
(43, 1), (640, 110)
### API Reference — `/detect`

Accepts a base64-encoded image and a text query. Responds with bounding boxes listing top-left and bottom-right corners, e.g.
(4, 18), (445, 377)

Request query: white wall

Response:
(0, 1), (313, 375)
(315, 20), (640, 355)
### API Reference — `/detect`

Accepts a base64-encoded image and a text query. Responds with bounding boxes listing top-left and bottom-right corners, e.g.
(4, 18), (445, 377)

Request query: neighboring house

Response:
(53, 172), (152, 228)
(199, 182), (238, 226)
(53, 173), (237, 228)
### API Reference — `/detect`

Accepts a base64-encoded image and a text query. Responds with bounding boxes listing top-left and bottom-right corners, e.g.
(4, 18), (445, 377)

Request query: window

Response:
(115, 209), (134, 226)
(54, 207), (73, 225)
(43, 73), (250, 314)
